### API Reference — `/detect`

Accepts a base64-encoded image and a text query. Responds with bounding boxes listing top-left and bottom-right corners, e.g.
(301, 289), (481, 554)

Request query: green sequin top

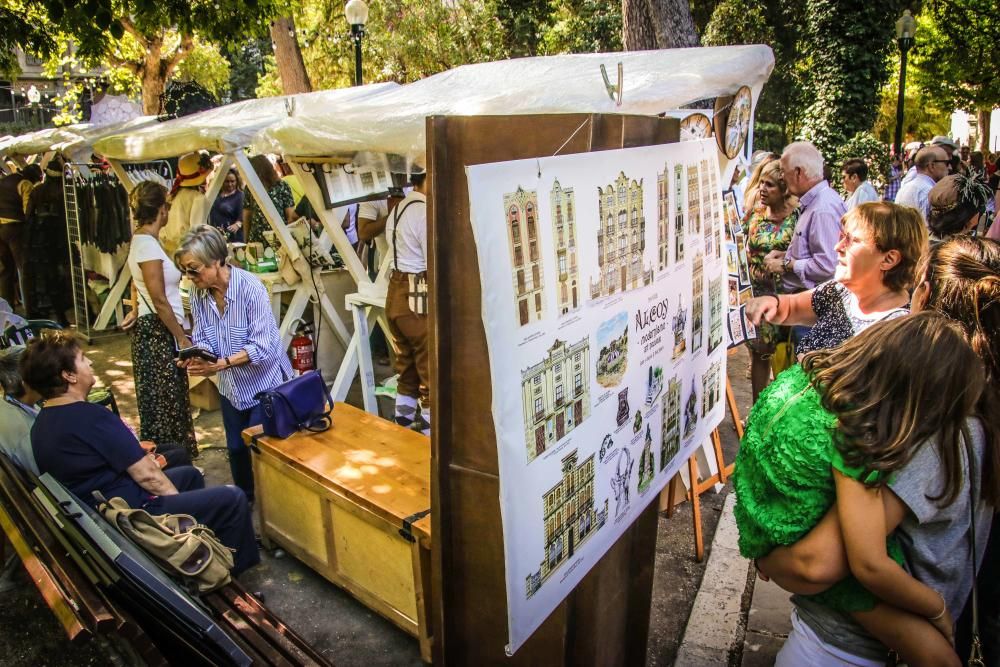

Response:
(733, 364), (904, 612)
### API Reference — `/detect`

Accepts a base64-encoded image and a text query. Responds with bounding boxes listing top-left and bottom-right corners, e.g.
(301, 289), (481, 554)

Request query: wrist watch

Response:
(782, 256), (792, 273)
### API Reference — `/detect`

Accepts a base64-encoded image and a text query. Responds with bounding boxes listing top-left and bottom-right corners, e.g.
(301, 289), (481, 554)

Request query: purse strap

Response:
(963, 424), (984, 667)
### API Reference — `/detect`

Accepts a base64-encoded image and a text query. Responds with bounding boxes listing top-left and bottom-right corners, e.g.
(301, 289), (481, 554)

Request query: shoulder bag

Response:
(255, 369), (334, 439)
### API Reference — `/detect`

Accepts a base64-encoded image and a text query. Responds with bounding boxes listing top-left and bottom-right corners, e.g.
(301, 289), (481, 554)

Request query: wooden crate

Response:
(243, 404), (433, 662)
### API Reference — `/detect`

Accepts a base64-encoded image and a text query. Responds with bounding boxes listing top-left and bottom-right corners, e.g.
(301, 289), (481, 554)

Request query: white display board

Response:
(466, 140), (728, 653)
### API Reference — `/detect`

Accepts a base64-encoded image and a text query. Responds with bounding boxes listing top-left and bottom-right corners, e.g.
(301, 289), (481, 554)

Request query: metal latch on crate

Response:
(398, 509), (431, 543)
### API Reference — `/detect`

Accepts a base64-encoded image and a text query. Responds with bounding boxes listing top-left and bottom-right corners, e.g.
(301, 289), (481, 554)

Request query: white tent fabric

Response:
(254, 46), (774, 163)
(93, 83), (398, 161)
(0, 124), (86, 157)
(0, 115), (159, 162)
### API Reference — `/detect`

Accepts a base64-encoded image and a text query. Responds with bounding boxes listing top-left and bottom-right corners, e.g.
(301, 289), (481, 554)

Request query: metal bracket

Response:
(600, 62), (624, 107)
(398, 508), (431, 543)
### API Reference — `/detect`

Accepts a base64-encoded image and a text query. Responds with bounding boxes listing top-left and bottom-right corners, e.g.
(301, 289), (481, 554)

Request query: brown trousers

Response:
(0, 222), (25, 307)
(386, 271), (430, 407)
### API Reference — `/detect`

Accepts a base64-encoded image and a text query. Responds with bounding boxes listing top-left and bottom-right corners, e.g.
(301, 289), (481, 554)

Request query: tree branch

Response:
(164, 32), (194, 77)
(119, 16), (148, 49)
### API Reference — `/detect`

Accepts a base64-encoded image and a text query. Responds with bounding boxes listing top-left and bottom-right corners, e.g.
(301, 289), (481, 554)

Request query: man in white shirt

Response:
(895, 146), (949, 222)
(383, 173), (430, 435)
(841, 158), (880, 210)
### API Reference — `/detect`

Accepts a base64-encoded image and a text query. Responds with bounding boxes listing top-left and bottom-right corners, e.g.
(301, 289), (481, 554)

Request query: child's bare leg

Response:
(852, 603), (959, 667)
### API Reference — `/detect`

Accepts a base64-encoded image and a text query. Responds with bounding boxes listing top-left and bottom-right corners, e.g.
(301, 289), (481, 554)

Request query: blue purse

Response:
(255, 370), (334, 438)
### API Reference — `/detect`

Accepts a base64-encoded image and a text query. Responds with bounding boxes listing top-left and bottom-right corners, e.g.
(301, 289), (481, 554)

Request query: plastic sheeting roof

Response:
(254, 45), (774, 163)
(93, 83), (399, 161)
(0, 116), (160, 161)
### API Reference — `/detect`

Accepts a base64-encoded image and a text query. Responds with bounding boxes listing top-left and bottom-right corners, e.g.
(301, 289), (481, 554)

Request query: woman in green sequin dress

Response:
(743, 160), (799, 401)
(734, 312), (986, 665)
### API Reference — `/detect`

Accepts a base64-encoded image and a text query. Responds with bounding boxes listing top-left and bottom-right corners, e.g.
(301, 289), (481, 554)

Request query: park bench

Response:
(0, 453), (331, 666)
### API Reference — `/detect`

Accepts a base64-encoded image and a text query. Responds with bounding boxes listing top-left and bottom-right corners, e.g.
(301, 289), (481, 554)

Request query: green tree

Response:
(872, 77), (951, 147)
(495, 0), (551, 57)
(0, 2), (55, 78)
(911, 0), (1000, 151)
(797, 0), (905, 160)
(542, 0), (623, 54)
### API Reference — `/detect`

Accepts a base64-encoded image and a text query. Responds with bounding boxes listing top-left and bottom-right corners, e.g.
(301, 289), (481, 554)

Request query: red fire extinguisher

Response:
(290, 321), (315, 376)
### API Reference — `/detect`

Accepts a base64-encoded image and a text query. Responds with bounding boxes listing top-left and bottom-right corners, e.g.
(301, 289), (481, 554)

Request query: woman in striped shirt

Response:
(175, 225), (291, 503)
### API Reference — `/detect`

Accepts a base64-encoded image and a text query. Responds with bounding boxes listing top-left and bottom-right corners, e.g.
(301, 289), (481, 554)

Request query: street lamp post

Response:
(893, 10), (917, 158)
(345, 0), (369, 87)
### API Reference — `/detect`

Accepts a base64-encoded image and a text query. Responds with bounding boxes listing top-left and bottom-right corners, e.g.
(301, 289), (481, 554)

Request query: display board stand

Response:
(429, 113), (680, 664)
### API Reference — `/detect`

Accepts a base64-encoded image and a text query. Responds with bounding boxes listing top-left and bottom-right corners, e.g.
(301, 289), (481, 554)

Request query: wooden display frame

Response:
(428, 113), (680, 664)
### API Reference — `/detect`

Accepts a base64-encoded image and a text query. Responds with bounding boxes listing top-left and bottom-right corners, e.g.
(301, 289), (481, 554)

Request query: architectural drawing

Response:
(525, 449), (609, 598)
(708, 275), (723, 354)
(504, 187), (545, 326)
(687, 164), (701, 236)
(700, 159), (713, 256)
(590, 171), (653, 298)
(551, 180), (581, 315)
(596, 312), (629, 387)
(657, 165), (670, 271)
(522, 337), (591, 464)
(661, 376), (681, 471)
(702, 360), (722, 417)
(610, 447), (634, 519)
(674, 164), (685, 264)
(672, 296), (687, 360)
(692, 253), (704, 353)
(644, 365), (664, 407)
(637, 425), (656, 494)
(616, 388), (631, 427)
(683, 377), (699, 439)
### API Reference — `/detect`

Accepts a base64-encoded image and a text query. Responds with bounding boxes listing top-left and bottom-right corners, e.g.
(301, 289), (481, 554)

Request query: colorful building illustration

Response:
(504, 187), (545, 326)
(657, 165), (670, 271)
(674, 164), (685, 264)
(700, 159), (713, 256)
(661, 376), (681, 471)
(551, 180), (580, 316)
(672, 296), (687, 360)
(522, 337), (591, 463)
(692, 253), (704, 353)
(590, 171), (653, 298)
(637, 425), (656, 493)
(684, 377), (699, 438)
(702, 360), (722, 417)
(708, 275), (723, 353)
(687, 163), (701, 236)
(525, 450), (609, 598)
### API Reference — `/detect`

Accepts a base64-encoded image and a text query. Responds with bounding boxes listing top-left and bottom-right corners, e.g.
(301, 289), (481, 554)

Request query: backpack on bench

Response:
(98, 496), (234, 594)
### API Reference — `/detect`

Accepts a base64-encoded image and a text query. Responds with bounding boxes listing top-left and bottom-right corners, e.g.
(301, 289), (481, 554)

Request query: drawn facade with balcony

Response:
(692, 253), (704, 353)
(708, 162), (723, 260)
(590, 172), (653, 299)
(687, 163), (701, 236)
(708, 275), (723, 353)
(674, 164), (685, 263)
(661, 376), (681, 471)
(522, 337), (591, 464)
(504, 187), (545, 326)
(551, 180), (580, 315)
(702, 360), (722, 417)
(525, 449), (608, 598)
(657, 165), (670, 271)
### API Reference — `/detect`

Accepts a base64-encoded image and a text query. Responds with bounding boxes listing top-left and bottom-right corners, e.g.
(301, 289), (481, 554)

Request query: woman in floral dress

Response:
(743, 160), (799, 401)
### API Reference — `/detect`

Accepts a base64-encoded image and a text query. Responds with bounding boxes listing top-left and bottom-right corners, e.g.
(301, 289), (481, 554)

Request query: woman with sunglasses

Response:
(746, 202), (926, 358)
(121, 181), (198, 460)
(174, 225), (291, 503)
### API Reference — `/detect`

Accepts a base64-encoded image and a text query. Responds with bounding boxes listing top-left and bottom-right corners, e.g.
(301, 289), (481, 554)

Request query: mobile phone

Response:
(178, 346), (219, 363)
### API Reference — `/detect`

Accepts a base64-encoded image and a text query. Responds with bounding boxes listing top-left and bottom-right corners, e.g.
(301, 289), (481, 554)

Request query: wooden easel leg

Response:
(726, 377), (744, 440)
(662, 474), (681, 517)
(688, 455), (704, 562)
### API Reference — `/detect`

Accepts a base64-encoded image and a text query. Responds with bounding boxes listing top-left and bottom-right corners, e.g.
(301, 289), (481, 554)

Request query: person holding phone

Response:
(174, 225), (291, 503)
(121, 181), (197, 460)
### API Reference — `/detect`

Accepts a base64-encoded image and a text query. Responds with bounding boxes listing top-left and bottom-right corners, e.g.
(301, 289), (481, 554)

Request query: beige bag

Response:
(99, 496), (234, 594)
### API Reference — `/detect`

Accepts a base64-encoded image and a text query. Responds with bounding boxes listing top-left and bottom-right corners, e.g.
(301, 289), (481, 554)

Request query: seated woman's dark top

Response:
(31, 401), (149, 507)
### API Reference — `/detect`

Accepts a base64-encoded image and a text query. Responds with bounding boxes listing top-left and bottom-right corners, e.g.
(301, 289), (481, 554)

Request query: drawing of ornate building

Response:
(504, 187), (545, 326)
(657, 165), (670, 271)
(551, 180), (580, 315)
(590, 172), (653, 298)
(702, 360), (722, 417)
(708, 163), (722, 260)
(687, 163), (701, 235)
(522, 337), (591, 463)
(700, 159), (713, 256)
(692, 253), (704, 353)
(674, 164), (685, 263)
(708, 275), (723, 353)
(525, 449), (609, 598)
(672, 296), (687, 360)
(684, 377), (699, 438)
(661, 376), (681, 471)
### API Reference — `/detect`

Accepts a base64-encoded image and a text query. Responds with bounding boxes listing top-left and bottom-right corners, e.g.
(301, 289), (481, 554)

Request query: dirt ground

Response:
(0, 333), (752, 666)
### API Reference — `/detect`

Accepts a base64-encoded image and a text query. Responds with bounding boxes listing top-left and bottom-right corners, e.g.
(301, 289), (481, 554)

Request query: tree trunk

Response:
(623, 0), (699, 51)
(977, 108), (991, 153)
(270, 16), (312, 95)
(141, 37), (166, 115)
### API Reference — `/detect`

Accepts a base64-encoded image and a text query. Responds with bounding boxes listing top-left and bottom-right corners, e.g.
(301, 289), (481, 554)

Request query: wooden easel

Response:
(662, 376), (742, 561)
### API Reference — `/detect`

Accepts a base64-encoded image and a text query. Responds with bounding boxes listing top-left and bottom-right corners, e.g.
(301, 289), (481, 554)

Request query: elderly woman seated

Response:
(0, 345), (40, 474)
(21, 330), (259, 575)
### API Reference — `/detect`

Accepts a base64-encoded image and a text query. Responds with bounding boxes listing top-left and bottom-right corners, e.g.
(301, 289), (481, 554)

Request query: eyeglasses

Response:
(931, 159), (951, 165)
(180, 264), (207, 277)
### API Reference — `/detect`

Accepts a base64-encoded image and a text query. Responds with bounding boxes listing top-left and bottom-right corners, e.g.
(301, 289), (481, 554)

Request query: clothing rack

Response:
(62, 160), (172, 341)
